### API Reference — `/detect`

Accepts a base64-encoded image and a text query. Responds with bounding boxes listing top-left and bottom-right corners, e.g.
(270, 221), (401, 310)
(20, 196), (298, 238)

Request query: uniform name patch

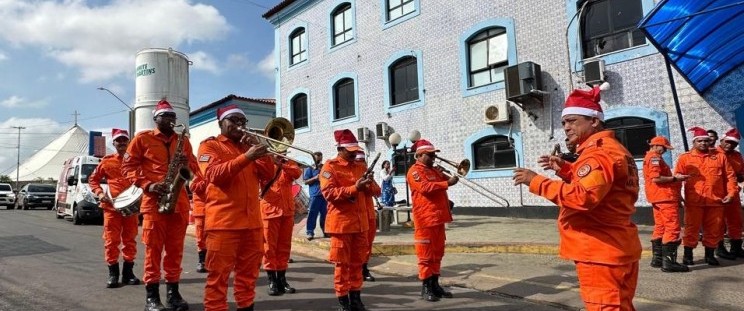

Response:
(199, 155), (211, 162)
(322, 171), (332, 179)
(650, 157), (660, 166)
(577, 164), (592, 177)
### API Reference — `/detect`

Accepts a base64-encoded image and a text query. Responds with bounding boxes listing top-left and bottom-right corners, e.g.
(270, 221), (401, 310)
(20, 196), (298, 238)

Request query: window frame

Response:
(380, 0), (420, 30)
(287, 88), (310, 132)
(472, 135), (518, 170)
(459, 18), (518, 98)
(603, 107), (672, 168)
(328, 1), (357, 52)
(327, 72), (360, 126)
(383, 50), (425, 114)
(467, 27), (509, 89)
(579, 0), (646, 59)
(287, 22), (309, 69)
(464, 128), (524, 178)
(605, 116), (656, 160)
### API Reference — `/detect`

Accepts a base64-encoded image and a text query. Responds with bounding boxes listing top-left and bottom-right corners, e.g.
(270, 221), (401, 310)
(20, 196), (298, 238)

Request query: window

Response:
(392, 150), (415, 177)
(390, 56), (419, 106)
(290, 28), (307, 65)
(605, 117), (656, 158)
(291, 94), (308, 129)
(473, 135), (516, 169)
(332, 3), (353, 46)
(580, 0), (645, 58)
(387, 0), (415, 21)
(333, 78), (355, 120)
(468, 27), (508, 88)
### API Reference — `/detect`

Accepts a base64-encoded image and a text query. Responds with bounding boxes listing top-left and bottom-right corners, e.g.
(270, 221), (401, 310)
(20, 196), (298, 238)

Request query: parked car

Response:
(54, 155), (105, 224)
(0, 183), (15, 209)
(15, 183), (56, 210)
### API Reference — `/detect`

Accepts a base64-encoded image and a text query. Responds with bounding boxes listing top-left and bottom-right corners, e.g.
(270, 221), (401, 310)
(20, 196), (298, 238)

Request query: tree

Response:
(0, 175), (12, 183)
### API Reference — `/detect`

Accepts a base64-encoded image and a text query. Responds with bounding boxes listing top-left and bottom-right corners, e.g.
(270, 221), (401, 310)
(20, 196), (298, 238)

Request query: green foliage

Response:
(0, 175), (12, 183)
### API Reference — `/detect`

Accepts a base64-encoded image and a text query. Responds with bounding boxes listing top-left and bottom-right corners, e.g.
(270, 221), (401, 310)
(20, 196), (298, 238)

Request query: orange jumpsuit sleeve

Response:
(122, 135), (157, 191)
(529, 157), (614, 211)
(673, 155), (688, 176)
(198, 141), (255, 186)
(320, 166), (358, 204)
(366, 181), (382, 197)
(723, 157), (738, 197)
(556, 162), (573, 182)
(89, 161), (106, 197)
(282, 161), (303, 180)
(190, 175), (207, 196)
(408, 167), (449, 194)
(184, 140), (202, 181)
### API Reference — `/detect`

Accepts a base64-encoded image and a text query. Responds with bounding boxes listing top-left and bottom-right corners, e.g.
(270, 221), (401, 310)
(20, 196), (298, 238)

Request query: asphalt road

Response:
(0, 209), (567, 311)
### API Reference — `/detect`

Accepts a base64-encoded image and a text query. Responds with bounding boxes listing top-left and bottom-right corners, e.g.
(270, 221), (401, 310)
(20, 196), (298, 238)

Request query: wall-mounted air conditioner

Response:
(375, 122), (390, 139)
(504, 61), (543, 105)
(583, 58), (605, 85)
(357, 127), (370, 143)
(484, 102), (511, 125)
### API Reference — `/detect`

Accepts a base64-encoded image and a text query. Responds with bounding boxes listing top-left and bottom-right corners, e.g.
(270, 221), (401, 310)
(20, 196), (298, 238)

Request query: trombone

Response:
(239, 117), (315, 168)
(435, 156), (510, 207)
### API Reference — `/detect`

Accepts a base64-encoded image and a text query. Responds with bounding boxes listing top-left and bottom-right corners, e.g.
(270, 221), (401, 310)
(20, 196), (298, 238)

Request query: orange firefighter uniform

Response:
(319, 156), (373, 297)
(407, 161), (452, 281)
(643, 151), (683, 243)
(718, 146), (743, 241)
(674, 148), (737, 248)
(90, 153), (139, 265)
(190, 175), (208, 273)
(529, 130), (642, 311)
(121, 128), (200, 285)
(261, 160), (302, 271)
(198, 135), (275, 311)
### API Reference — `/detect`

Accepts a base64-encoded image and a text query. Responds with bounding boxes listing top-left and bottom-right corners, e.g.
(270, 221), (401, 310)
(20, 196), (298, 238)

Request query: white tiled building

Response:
(262, 0), (742, 216)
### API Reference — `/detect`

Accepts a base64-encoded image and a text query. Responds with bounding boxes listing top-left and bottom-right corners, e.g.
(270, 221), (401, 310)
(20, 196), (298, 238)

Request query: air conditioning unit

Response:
(583, 58), (605, 85)
(375, 122), (390, 139)
(357, 127), (370, 143)
(504, 61), (543, 105)
(484, 102), (511, 125)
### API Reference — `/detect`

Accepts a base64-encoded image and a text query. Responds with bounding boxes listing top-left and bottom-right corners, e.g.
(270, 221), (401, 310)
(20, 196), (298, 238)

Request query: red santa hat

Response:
(152, 99), (175, 117)
(723, 128), (740, 143)
(561, 86), (604, 121)
(411, 139), (440, 155)
(688, 127), (709, 141)
(111, 128), (129, 141)
(334, 129), (362, 152)
(216, 104), (246, 121)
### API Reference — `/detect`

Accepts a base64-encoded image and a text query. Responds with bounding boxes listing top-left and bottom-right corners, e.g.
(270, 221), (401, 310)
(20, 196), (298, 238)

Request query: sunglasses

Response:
(225, 117), (247, 125)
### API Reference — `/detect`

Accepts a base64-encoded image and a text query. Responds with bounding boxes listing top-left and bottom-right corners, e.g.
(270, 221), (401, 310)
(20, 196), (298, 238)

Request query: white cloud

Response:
(257, 49), (276, 80)
(189, 51), (220, 74)
(0, 95), (48, 108)
(0, 0), (230, 83)
(0, 50), (7, 61)
(0, 117), (68, 175)
(226, 53), (252, 70)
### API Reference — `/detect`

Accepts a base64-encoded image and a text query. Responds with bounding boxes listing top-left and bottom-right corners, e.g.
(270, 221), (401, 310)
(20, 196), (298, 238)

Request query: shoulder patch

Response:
(412, 171), (421, 182)
(650, 157), (661, 166)
(322, 171), (332, 179)
(199, 154), (211, 162)
(577, 164), (592, 177)
(123, 153), (130, 160)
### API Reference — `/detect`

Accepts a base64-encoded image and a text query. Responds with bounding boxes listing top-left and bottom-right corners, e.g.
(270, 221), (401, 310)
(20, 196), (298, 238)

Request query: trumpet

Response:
(238, 117), (315, 168)
(435, 155), (510, 207)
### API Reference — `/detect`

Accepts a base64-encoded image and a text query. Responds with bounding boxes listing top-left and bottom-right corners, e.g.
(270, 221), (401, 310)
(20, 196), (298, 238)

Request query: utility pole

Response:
(12, 126), (25, 191)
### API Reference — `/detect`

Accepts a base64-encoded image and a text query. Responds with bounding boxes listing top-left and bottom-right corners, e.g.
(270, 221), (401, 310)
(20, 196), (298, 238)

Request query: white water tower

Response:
(134, 48), (191, 133)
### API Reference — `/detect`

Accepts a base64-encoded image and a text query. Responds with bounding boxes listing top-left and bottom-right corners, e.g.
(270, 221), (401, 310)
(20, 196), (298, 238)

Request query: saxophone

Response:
(158, 123), (192, 214)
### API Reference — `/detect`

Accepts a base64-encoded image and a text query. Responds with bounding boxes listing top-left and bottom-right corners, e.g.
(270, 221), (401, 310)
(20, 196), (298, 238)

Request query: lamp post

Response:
(388, 130), (421, 208)
(97, 87), (135, 135)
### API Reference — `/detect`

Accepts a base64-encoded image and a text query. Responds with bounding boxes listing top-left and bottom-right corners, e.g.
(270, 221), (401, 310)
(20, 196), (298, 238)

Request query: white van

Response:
(54, 155), (107, 225)
(0, 183), (14, 209)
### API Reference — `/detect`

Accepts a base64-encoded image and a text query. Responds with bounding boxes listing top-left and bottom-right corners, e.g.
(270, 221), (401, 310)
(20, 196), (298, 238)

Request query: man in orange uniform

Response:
(715, 128), (744, 259)
(260, 155), (302, 296)
(89, 128), (141, 288)
(355, 151), (381, 282)
(675, 127), (737, 266)
(189, 175), (208, 273)
(122, 100), (200, 311)
(513, 86), (642, 311)
(320, 129), (377, 311)
(406, 139), (458, 302)
(643, 136), (689, 273)
(198, 105), (274, 311)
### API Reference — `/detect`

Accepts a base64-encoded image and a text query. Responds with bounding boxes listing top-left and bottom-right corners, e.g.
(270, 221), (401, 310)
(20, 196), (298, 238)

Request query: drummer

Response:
(89, 128), (141, 288)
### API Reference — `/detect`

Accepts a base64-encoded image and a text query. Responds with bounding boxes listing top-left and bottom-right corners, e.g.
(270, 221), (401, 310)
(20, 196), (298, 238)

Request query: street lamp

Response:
(97, 87), (135, 135)
(388, 130), (421, 209)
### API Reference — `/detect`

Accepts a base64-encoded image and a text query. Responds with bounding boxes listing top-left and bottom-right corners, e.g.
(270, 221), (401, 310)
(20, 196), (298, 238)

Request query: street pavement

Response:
(1, 208), (568, 310)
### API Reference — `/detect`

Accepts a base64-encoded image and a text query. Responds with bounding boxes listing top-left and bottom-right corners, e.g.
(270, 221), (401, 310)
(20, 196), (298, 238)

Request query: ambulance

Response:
(54, 155), (107, 225)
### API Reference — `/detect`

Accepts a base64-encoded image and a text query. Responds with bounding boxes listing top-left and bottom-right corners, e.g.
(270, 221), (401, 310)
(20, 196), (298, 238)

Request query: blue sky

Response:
(0, 0), (278, 175)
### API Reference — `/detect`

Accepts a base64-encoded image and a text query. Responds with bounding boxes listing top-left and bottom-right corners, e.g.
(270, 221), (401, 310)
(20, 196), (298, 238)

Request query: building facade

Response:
(263, 0), (741, 211)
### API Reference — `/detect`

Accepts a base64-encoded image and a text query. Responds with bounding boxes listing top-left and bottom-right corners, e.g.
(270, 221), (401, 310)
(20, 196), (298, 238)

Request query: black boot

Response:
(236, 304), (254, 311)
(682, 246), (695, 265)
(277, 270), (296, 294)
(122, 261), (141, 285)
(337, 295), (351, 311)
(144, 283), (166, 311)
(362, 263), (375, 282)
(107, 263), (120, 288)
(421, 277), (440, 302)
(731, 239), (744, 258)
(349, 290), (367, 311)
(661, 242), (690, 273)
(432, 274), (453, 298)
(266, 271), (282, 296)
(715, 241), (736, 260)
(165, 282), (189, 311)
(650, 239), (662, 268)
(704, 247), (720, 266)
(196, 250), (207, 273)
